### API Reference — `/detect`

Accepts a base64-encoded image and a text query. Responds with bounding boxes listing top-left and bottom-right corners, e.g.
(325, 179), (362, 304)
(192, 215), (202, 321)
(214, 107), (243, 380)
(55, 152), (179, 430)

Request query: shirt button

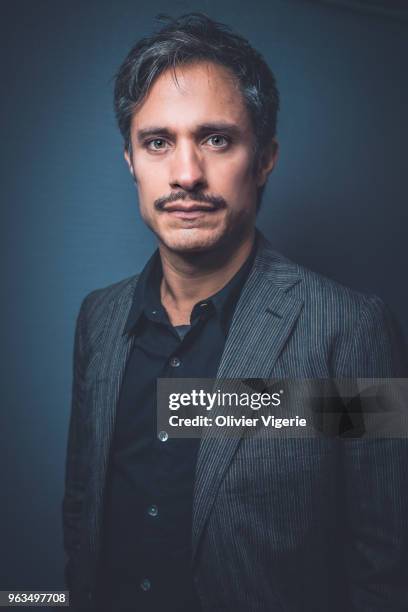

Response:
(140, 578), (151, 591)
(147, 504), (159, 517)
(158, 430), (168, 442)
(200, 302), (208, 308)
(170, 356), (181, 367)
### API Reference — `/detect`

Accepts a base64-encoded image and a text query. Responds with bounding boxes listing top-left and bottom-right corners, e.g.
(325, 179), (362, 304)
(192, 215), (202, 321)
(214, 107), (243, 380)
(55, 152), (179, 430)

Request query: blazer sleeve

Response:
(62, 294), (92, 588)
(340, 296), (408, 610)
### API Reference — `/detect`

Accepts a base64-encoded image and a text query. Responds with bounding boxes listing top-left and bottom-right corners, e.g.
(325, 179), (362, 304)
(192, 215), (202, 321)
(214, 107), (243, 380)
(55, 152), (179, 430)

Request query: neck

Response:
(159, 230), (255, 325)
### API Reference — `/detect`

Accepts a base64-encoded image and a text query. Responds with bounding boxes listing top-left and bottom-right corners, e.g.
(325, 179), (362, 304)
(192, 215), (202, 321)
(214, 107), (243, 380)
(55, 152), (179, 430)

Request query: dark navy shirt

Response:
(97, 240), (256, 612)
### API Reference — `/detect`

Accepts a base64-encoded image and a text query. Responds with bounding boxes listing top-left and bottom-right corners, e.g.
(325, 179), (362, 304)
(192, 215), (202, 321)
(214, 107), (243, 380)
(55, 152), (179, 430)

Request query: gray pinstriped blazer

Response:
(63, 230), (408, 611)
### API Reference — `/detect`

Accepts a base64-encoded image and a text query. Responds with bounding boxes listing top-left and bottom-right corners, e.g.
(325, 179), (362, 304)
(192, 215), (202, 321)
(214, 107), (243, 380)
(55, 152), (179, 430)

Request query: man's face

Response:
(125, 61), (277, 254)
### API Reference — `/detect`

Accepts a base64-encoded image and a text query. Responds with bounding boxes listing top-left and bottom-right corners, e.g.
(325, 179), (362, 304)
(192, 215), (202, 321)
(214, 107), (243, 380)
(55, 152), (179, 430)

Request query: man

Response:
(62, 13), (408, 612)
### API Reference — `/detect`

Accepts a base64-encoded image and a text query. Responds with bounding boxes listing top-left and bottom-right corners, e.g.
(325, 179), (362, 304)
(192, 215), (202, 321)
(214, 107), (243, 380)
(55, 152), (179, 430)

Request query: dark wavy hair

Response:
(114, 13), (279, 157)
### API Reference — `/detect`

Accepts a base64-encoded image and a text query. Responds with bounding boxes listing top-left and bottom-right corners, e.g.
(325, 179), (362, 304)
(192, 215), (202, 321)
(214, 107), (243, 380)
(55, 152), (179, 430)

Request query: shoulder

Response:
(76, 273), (140, 342)
(256, 232), (384, 322)
(256, 232), (407, 375)
(82, 273), (139, 313)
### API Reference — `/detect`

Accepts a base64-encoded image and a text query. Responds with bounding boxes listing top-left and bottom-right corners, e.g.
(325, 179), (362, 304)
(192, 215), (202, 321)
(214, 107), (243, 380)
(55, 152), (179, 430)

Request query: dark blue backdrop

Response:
(1, 0), (407, 600)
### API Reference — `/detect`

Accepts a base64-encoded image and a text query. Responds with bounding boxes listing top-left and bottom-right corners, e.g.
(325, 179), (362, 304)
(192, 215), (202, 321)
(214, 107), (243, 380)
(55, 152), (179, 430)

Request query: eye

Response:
(206, 134), (229, 148)
(146, 138), (169, 151)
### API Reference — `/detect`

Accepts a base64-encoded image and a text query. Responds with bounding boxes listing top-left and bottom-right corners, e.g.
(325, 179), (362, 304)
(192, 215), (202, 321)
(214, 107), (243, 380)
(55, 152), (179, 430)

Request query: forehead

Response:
(131, 61), (252, 133)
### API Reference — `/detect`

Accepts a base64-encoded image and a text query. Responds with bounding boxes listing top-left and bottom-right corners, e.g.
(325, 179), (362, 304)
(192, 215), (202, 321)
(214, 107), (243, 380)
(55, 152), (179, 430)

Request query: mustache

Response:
(154, 191), (227, 210)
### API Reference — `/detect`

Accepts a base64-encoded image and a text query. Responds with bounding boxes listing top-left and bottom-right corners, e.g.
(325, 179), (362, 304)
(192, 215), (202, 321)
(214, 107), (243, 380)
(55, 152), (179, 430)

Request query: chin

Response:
(160, 227), (226, 254)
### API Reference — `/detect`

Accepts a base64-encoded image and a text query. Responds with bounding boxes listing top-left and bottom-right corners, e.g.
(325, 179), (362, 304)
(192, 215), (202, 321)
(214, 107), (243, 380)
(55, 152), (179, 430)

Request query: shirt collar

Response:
(124, 234), (258, 337)
(123, 249), (162, 335)
(201, 236), (258, 336)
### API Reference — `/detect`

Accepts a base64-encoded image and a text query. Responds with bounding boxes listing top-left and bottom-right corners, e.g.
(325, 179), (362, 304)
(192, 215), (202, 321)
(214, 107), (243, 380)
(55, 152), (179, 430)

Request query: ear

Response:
(124, 148), (135, 178)
(256, 139), (279, 187)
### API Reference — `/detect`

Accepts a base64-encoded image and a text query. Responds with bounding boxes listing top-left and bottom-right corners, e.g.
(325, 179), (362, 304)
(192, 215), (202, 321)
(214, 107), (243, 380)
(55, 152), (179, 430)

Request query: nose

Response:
(169, 142), (206, 192)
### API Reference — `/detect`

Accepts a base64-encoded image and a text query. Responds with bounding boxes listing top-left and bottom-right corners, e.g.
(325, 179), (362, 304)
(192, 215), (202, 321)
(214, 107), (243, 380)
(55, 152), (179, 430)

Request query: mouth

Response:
(162, 202), (220, 219)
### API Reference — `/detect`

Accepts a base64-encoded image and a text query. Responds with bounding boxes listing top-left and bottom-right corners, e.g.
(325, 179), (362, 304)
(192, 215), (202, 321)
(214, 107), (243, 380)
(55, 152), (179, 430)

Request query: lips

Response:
(162, 202), (219, 220)
(163, 202), (217, 213)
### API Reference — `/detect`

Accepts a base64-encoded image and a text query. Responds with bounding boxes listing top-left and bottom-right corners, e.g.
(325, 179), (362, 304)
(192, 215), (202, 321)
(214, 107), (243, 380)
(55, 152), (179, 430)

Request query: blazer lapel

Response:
(192, 239), (304, 561)
(88, 290), (136, 555)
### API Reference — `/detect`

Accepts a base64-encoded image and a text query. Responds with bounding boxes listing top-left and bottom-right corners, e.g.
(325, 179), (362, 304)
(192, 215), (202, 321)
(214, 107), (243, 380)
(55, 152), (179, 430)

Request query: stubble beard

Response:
(145, 206), (255, 260)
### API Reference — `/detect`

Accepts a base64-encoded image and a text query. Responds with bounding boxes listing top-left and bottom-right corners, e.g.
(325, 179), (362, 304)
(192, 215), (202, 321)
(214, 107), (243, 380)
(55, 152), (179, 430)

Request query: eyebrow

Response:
(136, 122), (242, 143)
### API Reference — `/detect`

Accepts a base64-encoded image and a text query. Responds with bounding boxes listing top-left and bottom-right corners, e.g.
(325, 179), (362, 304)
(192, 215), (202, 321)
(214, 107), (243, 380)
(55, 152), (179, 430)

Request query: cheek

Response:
(133, 161), (155, 190)
(133, 160), (166, 205)
(217, 153), (257, 197)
